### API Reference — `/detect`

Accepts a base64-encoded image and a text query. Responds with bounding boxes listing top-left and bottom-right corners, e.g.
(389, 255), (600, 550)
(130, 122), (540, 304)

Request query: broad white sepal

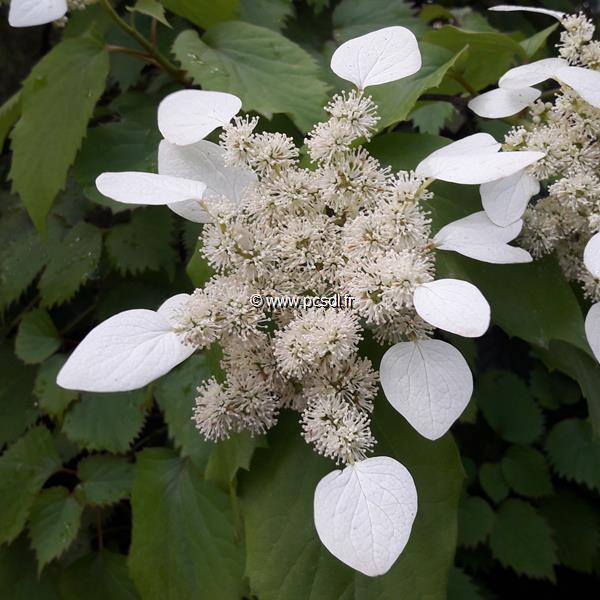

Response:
(468, 87), (540, 118)
(555, 66), (600, 109)
(499, 58), (568, 90)
(434, 211), (532, 264)
(480, 169), (540, 227)
(314, 456), (418, 577)
(489, 5), (565, 20)
(8, 0), (67, 27)
(413, 279), (491, 338)
(57, 297), (194, 393)
(158, 90), (242, 146)
(380, 340), (473, 440)
(585, 303), (600, 363)
(96, 172), (207, 206)
(330, 26), (421, 89)
(584, 232), (600, 279)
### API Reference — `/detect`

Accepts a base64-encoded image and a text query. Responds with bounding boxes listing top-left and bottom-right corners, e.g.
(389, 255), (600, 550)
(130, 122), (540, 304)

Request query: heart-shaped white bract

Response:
(480, 169), (540, 227)
(584, 232), (600, 279)
(57, 295), (195, 393)
(8, 0), (67, 27)
(585, 303), (600, 363)
(158, 139), (257, 222)
(489, 5), (565, 20)
(468, 87), (540, 118)
(313, 456), (418, 577)
(415, 133), (545, 185)
(434, 211), (532, 264)
(158, 90), (242, 146)
(555, 66), (600, 109)
(380, 340), (473, 440)
(413, 279), (491, 338)
(499, 58), (568, 90)
(330, 26), (422, 90)
(96, 172), (206, 207)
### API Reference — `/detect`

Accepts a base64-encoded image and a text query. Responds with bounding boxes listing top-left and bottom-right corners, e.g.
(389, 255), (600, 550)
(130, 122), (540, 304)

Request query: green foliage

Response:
(489, 499), (557, 580)
(15, 309), (61, 364)
(28, 487), (83, 572)
(447, 567), (484, 600)
(501, 445), (553, 498)
(34, 355), (79, 420)
(173, 23), (329, 132)
(479, 463), (509, 504)
(240, 0), (294, 31)
(131, 0), (171, 27)
(457, 495), (495, 548)
(128, 448), (246, 600)
(0, 91), (21, 150)
(9, 34), (109, 230)
(161, 0), (240, 28)
(77, 455), (134, 506)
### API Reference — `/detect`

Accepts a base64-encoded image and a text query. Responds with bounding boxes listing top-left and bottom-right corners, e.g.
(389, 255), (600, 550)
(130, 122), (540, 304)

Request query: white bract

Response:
(413, 279), (491, 337)
(434, 211), (532, 264)
(480, 169), (540, 227)
(584, 233), (600, 279)
(157, 90), (242, 146)
(555, 66), (600, 109)
(8, 0), (67, 27)
(489, 5), (565, 20)
(380, 340), (473, 440)
(330, 26), (421, 89)
(499, 58), (569, 90)
(416, 133), (544, 184)
(314, 456), (418, 576)
(57, 295), (195, 393)
(468, 87), (540, 118)
(585, 303), (600, 363)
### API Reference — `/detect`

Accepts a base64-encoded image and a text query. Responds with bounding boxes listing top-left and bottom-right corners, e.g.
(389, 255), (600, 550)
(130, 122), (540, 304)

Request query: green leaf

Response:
(241, 404), (463, 599)
(332, 0), (425, 42)
(447, 567), (484, 600)
(368, 131), (449, 171)
(154, 355), (213, 468)
(186, 239), (215, 288)
(161, 0), (240, 28)
(38, 222), (103, 308)
(520, 23), (559, 58)
(131, 0), (171, 27)
(545, 419), (600, 491)
(15, 309), (61, 365)
(0, 343), (39, 446)
(501, 445), (553, 498)
(77, 455), (134, 506)
(535, 341), (600, 436)
(457, 495), (495, 548)
(424, 26), (526, 92)
(105, 208), (177, 278)
(479, 462), (509, 504)
(59, 550), (139, 600)
(370, 44), (468, 130)
(489, 499), (556, 580)
(205, 431), (266, 488)
(28, 487), (83, 573)
(9, 34), (109, 230)
(539, 492), (599, 573)
(34, 355), (79, 420)
(411, 101), (457, 135)
(0, 91), (21, 150)
(476, 371), (544, 444)
(62, 390), (147, 453)
(128, 448), (245, 600)
(0, 537), (59, 600)
(529, 363), (580, 411)
(0, 427), (61, 545)
(240, 0), (294, 31)
(173, 23), (329, 132)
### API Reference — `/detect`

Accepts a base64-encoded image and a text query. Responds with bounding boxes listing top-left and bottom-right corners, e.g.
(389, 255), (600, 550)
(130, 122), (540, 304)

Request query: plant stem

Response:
(99, 0), (187, 85)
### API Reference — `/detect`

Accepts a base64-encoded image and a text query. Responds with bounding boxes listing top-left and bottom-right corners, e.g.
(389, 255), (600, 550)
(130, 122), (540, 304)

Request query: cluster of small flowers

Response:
(54, 0), (96, 27)
(178, 91), (437, 464)
(505, 13), (600, 299)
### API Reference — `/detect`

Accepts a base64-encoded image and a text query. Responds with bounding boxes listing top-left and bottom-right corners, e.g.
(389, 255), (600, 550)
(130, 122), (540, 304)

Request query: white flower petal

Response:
(158, 90), (242, 146)
(555, 66), (600, 109)
(330, 26), (421, 89)
(157, 294), (191, 327)
(468, 87), (540, 118)
(584, 233), (600, 279)
(380, 340), (473, 440)
(489, 5), (565, 20)
(419, 133), (501, 159)
(499, 57), (568, 90)
(96, 172), (206, 206)
(413, 279), (491, 337)
(435, 211), (532, 264)
(313, 456), (418, 577)
(585, 303), (600, 363)
(57, 309), (195, 393)
(480, 169), (540, 227)
(8, 0), (67, 27)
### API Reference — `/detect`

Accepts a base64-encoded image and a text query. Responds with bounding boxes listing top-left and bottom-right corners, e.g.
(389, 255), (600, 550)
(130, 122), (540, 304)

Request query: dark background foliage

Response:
(1, 0), (599, 598)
